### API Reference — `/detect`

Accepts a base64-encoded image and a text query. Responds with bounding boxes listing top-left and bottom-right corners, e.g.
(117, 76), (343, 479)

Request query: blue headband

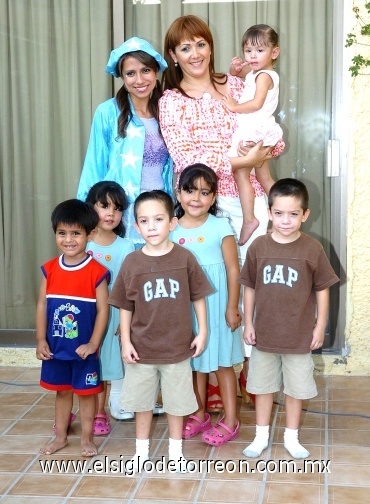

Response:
(106, 37), (167, 77)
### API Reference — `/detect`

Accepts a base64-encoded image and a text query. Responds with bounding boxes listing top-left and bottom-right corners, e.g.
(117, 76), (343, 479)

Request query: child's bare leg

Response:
(167, 413), (184, 441)
(183, 372), (211, 439)
(186, 371), (207, 422)
(207, 371), (223, 411)
(40, 390), (73, 454)
(284, 395), (309, 458)
(79, 394), (98, 457)
(215, 367), (238, 432)
(136, 411), (153, 439)
(96, 381), (107, 416)
(285, 395), (302, 430)
(254, 393), (274, 426)
(243, 393), (273, 457)
(254, 160), (275, 195)
(168, 414), (194, 472)
(233, 168), (259, 246)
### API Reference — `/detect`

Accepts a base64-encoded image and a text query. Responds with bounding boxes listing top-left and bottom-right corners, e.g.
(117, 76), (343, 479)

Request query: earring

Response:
(174, 62), (178, 67)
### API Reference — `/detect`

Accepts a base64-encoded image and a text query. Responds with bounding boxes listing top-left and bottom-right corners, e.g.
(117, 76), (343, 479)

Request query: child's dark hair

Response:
(85, 181), (128, 237)
(268, 178), (309, 212)
(242, 24), (279, 58)
(175, 163), (218, 219)
(134, 190), (175, 221)
(51, 199), (99, 235)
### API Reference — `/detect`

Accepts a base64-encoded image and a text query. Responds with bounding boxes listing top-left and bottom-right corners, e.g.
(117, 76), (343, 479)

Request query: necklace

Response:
(183, 79), (212, 100)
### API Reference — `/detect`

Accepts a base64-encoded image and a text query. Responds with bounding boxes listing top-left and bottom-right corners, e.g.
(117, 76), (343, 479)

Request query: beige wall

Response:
(315, 2), (370, 375)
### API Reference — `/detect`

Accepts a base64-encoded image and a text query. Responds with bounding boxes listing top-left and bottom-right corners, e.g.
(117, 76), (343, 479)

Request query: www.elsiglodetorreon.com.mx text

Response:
(39, 456), (331, 476)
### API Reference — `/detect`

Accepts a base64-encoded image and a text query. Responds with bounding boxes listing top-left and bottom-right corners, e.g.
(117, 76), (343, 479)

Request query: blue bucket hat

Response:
(106, 37), (167, 78)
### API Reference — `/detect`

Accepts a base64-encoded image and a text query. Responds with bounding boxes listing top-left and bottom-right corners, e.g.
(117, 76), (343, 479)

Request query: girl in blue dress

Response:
(171, 164), (243, 446)
(86, 181), (135, 434)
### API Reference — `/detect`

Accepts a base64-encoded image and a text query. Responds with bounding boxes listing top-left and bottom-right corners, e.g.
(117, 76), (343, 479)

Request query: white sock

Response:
(127, 439), (149, 474)
(110, 378), (124, 395)
(168, 438), (194, 473)
(109, 379), (124, 409)
(284, 428), (310, 459)
(243, 425), (269, 458)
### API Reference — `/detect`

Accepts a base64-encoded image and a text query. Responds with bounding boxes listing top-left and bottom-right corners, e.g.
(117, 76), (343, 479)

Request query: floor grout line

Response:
(324, 376), (330, 504)
(191, 444), (217, 504)
(256, 391), (281, 504)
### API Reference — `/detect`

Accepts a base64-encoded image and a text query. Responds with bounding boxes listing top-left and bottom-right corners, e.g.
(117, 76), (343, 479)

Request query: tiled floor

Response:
(0, 367), (369, 503)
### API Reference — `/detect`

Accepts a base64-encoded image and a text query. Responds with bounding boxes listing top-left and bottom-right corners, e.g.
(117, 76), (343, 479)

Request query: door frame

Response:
(327, 0), (350, 354)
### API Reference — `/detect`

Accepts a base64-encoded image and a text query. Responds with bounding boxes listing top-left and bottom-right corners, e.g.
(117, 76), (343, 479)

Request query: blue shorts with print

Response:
(40, 357), (101, 396)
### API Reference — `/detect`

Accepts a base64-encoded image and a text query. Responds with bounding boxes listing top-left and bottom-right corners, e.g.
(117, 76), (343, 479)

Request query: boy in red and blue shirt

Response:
(36, 199), (110, 457)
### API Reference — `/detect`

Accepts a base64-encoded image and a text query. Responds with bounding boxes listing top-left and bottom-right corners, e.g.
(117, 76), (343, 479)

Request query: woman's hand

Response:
(232, 140), (272, 171)
(238, 140), (272, 157)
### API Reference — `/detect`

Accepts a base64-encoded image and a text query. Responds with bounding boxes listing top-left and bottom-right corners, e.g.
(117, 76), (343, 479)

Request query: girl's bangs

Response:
(246, 33), (270, 47)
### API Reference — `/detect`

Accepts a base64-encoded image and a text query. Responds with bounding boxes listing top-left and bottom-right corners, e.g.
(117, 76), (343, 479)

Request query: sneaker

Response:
(109, 396), (134, 421)
(111, 408), (135, 421)
(153, 402), (164, 415)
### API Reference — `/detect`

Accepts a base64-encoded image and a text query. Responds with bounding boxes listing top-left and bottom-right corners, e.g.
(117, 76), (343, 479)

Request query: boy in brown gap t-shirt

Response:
(108, 190), (213, 474)
(238, 178), (339, 460)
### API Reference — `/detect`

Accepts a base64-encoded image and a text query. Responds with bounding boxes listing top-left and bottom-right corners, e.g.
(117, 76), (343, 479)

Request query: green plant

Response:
(345, 2), (370, 76)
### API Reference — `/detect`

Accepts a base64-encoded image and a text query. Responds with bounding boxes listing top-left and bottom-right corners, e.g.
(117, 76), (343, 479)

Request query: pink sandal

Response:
(53, 412), (76, 434)
(93, 413), (111, 436)
(201, 417), (240, 446)
(182, 413), (211, 439)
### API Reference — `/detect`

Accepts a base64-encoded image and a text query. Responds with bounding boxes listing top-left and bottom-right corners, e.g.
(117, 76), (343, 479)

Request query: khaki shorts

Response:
(120, 358), (198, 416)
(247, 347), (317, 400)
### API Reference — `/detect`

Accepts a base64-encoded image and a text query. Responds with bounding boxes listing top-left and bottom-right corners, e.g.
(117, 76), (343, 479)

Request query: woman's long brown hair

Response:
(116, 50), (162, 138)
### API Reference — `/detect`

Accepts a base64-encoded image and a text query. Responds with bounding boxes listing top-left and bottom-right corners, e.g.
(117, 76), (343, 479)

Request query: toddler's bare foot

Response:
(40, 437), (68, 455)
(81, 440), (98, 457)
(239, 218), (259, 246)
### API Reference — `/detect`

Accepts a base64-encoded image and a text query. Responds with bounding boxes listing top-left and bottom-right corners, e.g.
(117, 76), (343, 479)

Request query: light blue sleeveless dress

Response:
(86, 236), (134, 380)
(170, 214), (244, 372)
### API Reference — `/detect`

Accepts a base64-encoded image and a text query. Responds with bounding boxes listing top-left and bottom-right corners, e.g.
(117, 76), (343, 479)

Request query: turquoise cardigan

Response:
(77, 97), (173, 243)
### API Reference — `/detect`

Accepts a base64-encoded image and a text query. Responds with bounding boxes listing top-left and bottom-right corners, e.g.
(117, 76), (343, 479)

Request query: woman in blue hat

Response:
(78, 37), (173, 246)
(77, 37), (171, 428)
